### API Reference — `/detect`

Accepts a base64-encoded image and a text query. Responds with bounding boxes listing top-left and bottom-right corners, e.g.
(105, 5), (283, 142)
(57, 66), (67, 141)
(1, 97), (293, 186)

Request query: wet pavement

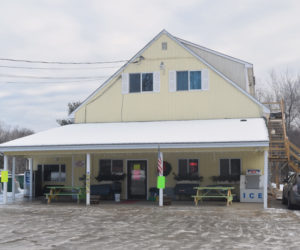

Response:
(0, 200), (299, 249)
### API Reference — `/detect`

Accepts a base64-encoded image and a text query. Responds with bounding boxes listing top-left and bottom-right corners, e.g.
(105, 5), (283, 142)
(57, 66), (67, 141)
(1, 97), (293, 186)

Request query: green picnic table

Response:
(192, 186), (235, 206)
(45, 186), (85, 204)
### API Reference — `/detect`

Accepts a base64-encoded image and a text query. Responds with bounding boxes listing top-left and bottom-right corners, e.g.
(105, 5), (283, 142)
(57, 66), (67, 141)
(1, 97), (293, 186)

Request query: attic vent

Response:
(162, 42), (167, 50)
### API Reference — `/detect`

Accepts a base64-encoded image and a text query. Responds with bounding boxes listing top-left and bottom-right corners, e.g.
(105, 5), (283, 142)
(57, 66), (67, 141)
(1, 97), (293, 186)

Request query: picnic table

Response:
(45, 186), (85, 204)
(192, 186), (235, 206)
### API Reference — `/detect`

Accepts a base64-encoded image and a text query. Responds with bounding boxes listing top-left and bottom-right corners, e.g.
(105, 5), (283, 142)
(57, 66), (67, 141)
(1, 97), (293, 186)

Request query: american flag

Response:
(158, 151), (163, 176)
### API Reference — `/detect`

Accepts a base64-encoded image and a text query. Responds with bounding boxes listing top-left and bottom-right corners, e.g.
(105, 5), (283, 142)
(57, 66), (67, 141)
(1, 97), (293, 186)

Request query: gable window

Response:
(99, 159), (123, 175)
(129, 73), (141, 93)
(129, 73), (153, 93)
(178, 159), (199, 177)
(220, 159), (241, 176)
(42, 164), (66, 182)
(176, 71), (202, 91)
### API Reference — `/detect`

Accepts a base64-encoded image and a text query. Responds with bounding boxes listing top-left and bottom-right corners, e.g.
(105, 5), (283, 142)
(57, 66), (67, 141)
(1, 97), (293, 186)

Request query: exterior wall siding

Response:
(75, 34), (262, 124)
(184, 43), (248, 91)
(31, 148), (265, 200)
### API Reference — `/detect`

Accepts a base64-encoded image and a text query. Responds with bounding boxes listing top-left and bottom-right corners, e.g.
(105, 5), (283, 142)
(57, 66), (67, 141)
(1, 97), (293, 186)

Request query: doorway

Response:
(127, 160), (147, 199)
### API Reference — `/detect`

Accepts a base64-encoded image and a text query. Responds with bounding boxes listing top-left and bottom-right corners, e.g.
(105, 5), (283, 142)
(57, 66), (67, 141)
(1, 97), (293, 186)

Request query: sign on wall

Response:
(240, 188), (263, 203)
(1, 171), (8, 183)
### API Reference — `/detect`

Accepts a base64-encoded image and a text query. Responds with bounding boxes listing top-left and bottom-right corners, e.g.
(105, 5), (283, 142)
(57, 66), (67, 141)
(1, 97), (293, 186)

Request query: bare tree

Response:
(0, 122), (34, 173)
(258, 70), (300, 133)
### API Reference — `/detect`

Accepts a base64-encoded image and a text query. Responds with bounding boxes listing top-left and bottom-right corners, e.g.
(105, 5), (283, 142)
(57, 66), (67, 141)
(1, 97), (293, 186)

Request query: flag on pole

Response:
(158, 151), (163, 176)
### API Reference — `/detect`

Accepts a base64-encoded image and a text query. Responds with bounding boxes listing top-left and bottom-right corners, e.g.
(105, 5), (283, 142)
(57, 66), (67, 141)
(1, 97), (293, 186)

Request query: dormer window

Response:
(129, 73), (153, 93)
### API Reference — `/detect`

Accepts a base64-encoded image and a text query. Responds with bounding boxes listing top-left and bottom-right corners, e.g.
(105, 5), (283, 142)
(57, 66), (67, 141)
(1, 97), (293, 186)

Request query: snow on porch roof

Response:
(0, 118), (269, 152)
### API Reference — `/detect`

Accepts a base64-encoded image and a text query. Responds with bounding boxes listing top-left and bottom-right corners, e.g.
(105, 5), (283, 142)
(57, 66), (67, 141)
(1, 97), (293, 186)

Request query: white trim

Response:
(3, 155), (8, 204)
(12, 157), (16, 201)
(126, 159), (148, 200)
(264, 150), (268, 209)
(245, 67), (250, 93)
(86, 153), (91, 206)
(0, 141), (269, 153)
(29, 158), (33, 200)
(175, 37), (253, 66)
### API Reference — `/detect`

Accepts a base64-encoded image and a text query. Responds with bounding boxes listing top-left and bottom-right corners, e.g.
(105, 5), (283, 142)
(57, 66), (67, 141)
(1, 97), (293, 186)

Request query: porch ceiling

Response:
(0, 118), (269, 153)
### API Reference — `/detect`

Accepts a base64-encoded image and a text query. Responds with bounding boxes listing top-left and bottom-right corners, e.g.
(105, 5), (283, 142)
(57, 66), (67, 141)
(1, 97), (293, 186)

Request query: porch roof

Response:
(0, 118), (269, 152)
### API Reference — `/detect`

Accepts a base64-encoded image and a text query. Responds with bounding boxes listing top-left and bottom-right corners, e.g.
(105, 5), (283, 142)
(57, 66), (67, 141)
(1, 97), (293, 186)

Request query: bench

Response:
(45, 186), (84, 204)
(193, 187), (235, 206)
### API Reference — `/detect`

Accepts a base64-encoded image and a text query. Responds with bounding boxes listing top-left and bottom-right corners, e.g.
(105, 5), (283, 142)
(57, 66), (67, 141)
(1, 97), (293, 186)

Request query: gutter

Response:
(0, 141), (269, 153)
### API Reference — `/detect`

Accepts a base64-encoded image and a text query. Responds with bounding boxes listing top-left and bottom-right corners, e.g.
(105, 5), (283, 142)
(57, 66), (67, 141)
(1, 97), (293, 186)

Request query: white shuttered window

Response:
(122, 72), (160, 94)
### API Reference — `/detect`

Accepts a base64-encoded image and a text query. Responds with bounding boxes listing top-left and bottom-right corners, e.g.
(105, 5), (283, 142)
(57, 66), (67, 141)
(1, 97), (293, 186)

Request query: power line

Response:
(0, 57), (128, 64)
(0, 73), (110, 80)
(0, 78), (107, 85)
(0, 65), (122, 70)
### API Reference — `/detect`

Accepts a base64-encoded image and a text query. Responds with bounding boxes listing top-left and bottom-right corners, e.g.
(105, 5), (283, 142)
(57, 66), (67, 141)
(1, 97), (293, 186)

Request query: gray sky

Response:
(1, 0), (300, 132)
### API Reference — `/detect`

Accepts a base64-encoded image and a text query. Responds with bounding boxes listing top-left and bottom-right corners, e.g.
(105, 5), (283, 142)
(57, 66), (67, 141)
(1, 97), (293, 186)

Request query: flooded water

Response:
(0, 201), (299, 249)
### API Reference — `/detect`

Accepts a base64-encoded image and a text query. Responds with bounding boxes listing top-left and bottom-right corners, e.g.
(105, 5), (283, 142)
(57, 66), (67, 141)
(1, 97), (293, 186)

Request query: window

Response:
(162, 42), (167, 50)
(129, 73), (153, 93)
(176, 71), (201, 91)
(178, 159), (199, 177)
(42, 164), (66, 182)
(220, 159), (241, 176)
(99, 160), (123, 175)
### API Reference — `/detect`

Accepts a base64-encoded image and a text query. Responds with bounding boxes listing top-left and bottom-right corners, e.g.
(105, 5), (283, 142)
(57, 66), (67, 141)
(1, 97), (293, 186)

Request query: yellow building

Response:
(0, 30), (269, 207)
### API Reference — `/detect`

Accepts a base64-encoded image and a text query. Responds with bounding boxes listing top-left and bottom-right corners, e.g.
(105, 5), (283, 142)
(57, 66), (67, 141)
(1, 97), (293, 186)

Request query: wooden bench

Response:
(45, 186), (85, 204)
(192, 187), (235, 206)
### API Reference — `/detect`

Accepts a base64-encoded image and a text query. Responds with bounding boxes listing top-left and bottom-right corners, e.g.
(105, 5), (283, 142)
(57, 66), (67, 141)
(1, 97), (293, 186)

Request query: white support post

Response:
(12, 157), (16, 201)
(29, 158), (33, 200)
(264, 150), (268, 209)
(86, 153), (91, 206)
(3, 155), (8, 204)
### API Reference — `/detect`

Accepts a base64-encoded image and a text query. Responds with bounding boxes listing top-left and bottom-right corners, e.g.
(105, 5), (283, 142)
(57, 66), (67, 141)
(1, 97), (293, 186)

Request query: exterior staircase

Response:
(264, 100), (300, 188)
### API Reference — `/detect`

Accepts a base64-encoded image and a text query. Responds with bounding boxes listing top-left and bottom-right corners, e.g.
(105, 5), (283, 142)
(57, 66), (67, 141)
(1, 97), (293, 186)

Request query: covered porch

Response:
(0, 118), (269, 208)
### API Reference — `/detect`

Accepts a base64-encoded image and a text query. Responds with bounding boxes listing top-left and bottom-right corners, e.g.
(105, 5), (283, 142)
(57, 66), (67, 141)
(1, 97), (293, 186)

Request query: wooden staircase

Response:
(264, 100), (300, 187)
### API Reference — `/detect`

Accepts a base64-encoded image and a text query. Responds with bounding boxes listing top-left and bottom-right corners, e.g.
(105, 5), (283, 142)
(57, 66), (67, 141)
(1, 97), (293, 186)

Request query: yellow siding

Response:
(75, 33), (262, 123)
(31, 148), (265, 200)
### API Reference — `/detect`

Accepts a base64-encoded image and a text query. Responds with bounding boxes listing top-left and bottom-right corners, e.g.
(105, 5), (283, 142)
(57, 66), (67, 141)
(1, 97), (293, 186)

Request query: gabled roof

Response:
(0, 118), (269, 152)
(70, 29), (269, 117)
(175, 36), (253, 67)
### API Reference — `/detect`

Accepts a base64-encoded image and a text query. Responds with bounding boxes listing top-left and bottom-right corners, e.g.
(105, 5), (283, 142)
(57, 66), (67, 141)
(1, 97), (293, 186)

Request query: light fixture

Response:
(160, 61), (165, 70)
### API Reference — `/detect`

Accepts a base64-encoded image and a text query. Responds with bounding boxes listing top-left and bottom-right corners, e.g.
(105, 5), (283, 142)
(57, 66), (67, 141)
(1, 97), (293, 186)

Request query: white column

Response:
(3, 155), (8, 204)
(264, 150), (268, 209)
(12, 157), (16, 201)
(29, 158), (33, 200)
(86, 153), (91, 206)
(71, 155), (75, 188)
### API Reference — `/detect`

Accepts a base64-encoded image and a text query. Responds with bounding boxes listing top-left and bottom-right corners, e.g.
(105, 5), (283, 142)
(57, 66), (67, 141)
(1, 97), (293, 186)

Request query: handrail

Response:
(289, 140), (300, 153)
(263, 101), (281, 105)
(280, 99), (288, 140)
(289, 150), (300, 162)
